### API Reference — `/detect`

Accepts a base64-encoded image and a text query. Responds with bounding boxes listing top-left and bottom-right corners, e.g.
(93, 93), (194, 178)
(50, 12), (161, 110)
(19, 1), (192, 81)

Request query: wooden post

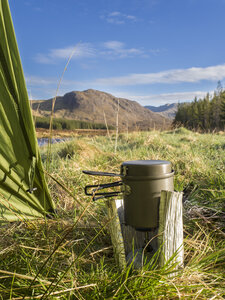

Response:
(106, 199), (126, 270)
(107, 191), (183, 270)
(158, 191), (184, 269)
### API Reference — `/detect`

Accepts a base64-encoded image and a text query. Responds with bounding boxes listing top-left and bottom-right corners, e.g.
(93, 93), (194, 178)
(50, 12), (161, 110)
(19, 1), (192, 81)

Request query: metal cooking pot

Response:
(83, 160), (174, 230)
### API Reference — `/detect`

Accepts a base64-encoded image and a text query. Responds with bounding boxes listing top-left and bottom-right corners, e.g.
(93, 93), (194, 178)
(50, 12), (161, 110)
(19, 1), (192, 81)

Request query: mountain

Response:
(145, 103), (178, 119)
(31, 89), (171, 130)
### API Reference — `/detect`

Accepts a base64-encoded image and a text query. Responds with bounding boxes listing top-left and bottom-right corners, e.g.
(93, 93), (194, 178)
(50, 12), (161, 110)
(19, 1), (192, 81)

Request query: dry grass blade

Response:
(114, 98), (120, 153)
(103, 110), (112, 142)
(194, 210), (225, 238)
(0, 270), (52, 285)
(11, 284), (97, 299)
(90, 246), (113, 257)
(46, 43), (81, 170)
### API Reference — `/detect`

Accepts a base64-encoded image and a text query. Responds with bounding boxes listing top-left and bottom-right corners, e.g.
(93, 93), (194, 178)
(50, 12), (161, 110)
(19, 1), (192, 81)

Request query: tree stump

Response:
(158, 190), (184, 269)
(107, 191), (183, 270)
(106, 199), (126, 270)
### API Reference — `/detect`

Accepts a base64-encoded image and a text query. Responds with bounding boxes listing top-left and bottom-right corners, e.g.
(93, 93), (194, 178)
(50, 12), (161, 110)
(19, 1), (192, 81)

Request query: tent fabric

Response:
(0, 0), (55, 221)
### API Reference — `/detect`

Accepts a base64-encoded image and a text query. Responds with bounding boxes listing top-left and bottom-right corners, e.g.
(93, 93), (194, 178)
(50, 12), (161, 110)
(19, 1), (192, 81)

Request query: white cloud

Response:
(101, 40), (144, 58)
(104, 41), (125, 50)
(126, 15), (137, 20)
(92, 64), (225, 86)
(26, 75), (56, 86)
(102, 11), (137, 25)
(108, 11), (121, 17)
(119, 91), (214, 106)
(35, 43), (95, 64)
(25, 74), (215, 105)
(25, 74), (88, 99)
(35, 40), (157, 64)
(26, 75), (83, 88)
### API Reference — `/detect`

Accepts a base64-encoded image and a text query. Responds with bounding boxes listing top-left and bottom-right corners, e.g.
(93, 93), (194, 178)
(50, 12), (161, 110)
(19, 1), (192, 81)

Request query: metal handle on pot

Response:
(84, 181), (123, 201)
(82, 170), (123, 177)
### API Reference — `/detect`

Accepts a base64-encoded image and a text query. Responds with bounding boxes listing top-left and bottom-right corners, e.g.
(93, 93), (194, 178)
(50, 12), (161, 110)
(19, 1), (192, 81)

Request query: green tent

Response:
(0, 0), (55, 221)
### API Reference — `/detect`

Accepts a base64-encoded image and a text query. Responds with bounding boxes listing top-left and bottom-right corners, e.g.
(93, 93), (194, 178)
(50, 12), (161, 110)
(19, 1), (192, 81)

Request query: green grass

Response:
(0, 130), (224, 299)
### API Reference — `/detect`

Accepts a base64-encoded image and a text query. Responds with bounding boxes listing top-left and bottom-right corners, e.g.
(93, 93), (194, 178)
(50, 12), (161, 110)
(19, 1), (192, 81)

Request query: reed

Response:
(114, 98), (120, 153)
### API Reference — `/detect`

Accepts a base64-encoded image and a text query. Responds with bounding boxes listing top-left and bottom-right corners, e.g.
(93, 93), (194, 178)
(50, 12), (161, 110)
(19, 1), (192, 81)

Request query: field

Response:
(35, 128), (112, 138)
(0, 128), (225, 299)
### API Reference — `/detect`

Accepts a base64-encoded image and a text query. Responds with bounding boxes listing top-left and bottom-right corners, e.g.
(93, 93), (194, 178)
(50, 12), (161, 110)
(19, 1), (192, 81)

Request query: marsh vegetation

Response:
(0, 129), (224, 299)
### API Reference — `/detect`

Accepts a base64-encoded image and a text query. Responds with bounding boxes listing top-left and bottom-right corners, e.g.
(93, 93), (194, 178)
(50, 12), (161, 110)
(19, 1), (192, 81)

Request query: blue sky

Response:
(9, 0), (225, 106)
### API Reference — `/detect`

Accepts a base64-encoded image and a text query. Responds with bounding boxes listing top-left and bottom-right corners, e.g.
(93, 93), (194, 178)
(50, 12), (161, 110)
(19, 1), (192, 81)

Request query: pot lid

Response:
(121, 160), (172, 176)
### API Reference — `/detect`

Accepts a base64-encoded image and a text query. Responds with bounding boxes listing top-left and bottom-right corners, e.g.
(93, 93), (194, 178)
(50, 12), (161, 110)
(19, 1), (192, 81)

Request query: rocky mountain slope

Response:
(31, 89), (171, 130)
(145, 103), (178, 119)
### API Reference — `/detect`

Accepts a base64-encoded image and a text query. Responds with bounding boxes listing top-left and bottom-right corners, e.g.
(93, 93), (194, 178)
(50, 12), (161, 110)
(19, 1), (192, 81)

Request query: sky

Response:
(8, 0), (225, 106)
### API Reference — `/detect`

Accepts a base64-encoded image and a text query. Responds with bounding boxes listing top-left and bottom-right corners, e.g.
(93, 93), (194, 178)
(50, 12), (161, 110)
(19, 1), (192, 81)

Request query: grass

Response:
(0, 129), (225, 299)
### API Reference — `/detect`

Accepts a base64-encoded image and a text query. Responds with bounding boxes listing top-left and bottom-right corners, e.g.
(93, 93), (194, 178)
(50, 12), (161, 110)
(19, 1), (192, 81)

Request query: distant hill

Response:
(31, 89), (171, 130)
(145, 103), (178, 119)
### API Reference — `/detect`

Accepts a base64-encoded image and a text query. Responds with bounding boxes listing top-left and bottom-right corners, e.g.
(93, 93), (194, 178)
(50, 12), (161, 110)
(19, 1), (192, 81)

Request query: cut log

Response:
(158, 190), (184, 269)
(106, 199), (126, 270)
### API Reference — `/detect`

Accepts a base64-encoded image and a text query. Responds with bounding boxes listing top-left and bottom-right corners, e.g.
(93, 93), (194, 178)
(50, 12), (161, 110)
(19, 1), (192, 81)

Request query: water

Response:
(37, 138), (68, 147)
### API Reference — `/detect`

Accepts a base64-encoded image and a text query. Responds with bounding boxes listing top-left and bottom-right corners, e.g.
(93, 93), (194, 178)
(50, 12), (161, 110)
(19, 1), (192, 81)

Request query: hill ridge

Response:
(145, 103), (178, 119)
(31, 89), (171, 130)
